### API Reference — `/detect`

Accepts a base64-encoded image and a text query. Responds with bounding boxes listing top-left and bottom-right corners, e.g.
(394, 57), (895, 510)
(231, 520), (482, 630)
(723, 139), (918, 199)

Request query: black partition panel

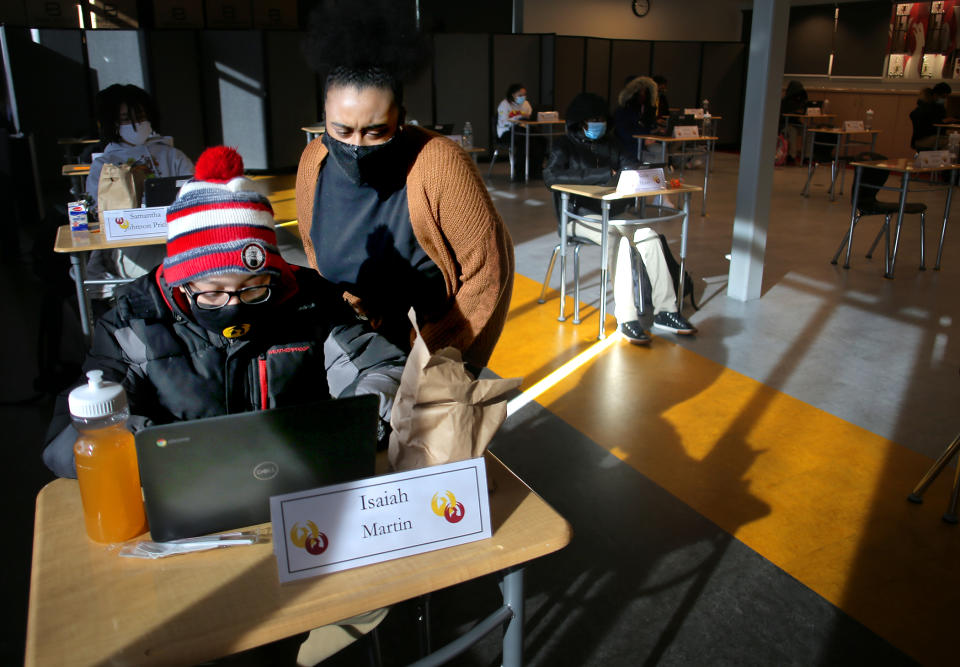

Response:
(651, 42), (702, 110)
(540, 34), (556, 110)
(492, 34), (542, 115)
(784, 5), (834, 75)
(610, 40), (652, 107)
(265, 30), (316, 168)
(404, 59), (433, 132)
(584, 38), (610, 102)
(149, 31), (205, 161)
(434, 33), (489, 145)
(555, 36), (585, 119)
(700, 42), (746, 145)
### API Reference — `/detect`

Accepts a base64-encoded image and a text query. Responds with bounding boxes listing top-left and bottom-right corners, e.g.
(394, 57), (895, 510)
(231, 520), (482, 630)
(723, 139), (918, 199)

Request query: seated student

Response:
(910, 83), (952, 149)
(544, 93), (697, 345)
(44, 146), (405, 477)
(613, 76), (661, 163)
(44, 146), (403, 665)
(496, 82), (542, 180)
(85, 84), (195, 292)
(779, 80), (808, 162)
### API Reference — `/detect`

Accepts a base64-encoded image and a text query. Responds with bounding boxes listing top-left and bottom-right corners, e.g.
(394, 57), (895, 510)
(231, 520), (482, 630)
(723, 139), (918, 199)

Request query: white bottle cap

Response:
(68, 370), (128, 419)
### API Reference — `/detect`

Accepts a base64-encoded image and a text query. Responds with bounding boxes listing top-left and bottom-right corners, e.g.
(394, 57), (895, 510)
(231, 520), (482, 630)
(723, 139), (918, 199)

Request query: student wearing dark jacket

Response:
(911, 83), (952, 149)
(43, 147), (406, 479)
(544, 93), (697, 345)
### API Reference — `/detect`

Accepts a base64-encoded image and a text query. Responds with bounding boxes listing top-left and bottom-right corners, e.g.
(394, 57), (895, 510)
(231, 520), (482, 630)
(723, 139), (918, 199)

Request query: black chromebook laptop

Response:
(135, 395), (379, 542)
(144, 175), (191, 207)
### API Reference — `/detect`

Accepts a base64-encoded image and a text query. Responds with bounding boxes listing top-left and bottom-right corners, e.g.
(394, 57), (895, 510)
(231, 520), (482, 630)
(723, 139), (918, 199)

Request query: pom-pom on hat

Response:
(163, 146), (281, 287)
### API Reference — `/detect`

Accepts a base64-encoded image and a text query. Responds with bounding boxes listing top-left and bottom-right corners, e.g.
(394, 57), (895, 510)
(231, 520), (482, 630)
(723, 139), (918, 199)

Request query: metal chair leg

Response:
(865, 215), (888, 259)
(487, 148), (499, 178)
(573, 243), (583, 324)
(537, 244), (560, 304)
(908, 432), (960, 524)
(919, 211), (926, 270)
(832, 212), (860, 264)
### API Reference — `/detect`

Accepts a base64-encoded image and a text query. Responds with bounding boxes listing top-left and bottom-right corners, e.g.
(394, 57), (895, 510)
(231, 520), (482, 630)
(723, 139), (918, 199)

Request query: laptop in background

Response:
(135, 395), (379, 541)
(144, 175), (191, 207)
(667, 112), (696, 136)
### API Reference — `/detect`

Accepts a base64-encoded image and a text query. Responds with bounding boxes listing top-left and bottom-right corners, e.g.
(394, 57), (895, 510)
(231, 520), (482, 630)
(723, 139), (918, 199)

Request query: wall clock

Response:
(632, 0), (650, 18)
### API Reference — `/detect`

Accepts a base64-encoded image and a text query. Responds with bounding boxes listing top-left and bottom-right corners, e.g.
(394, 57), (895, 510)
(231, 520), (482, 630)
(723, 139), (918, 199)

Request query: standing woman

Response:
(296, 1), (514, 371)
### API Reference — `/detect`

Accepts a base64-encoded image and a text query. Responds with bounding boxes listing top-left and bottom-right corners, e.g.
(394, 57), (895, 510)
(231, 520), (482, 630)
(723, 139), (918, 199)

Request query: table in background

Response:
(301, 123), (324, 145)
(549, 183), (701, 340)
(801, 128), (880, 201)
(844, 159), (959, 278)
(465, 146), (486, 164)
(511, 119), (565, 182)
(781, 112), (838, 165)
(933, 123), (960, 149)
(634, 134), (717, 215)
(62, 162), (92, 197)
(25, 452), (571, 667)
(57, 137), (99, 163)
(54, 174), (299, 342)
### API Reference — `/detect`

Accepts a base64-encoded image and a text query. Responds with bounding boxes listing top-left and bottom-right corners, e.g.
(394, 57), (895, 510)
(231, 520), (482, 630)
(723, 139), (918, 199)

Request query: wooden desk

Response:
(634, 134), (718, 216)
(801, 128), (881, 201)
(25, 452), (570, 666)
(842, 159), (959, 277)
(781, 112), (838, 165)
(61, 163), (91, 177)
(511, 119), (565, 182)
(549, 183), (702, 340)
(54, 174), (299, 342)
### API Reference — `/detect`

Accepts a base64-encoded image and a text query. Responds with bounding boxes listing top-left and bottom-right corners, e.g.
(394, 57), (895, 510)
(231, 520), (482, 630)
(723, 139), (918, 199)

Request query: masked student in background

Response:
(85, 84), (194, 295)
(544, 92), (697, 346)
(44, 146), (405, 479)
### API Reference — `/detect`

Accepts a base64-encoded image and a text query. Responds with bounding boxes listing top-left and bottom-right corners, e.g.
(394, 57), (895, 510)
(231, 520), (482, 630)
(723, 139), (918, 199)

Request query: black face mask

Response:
(189, 302), (271, 339)
(322, 131), (405, 188)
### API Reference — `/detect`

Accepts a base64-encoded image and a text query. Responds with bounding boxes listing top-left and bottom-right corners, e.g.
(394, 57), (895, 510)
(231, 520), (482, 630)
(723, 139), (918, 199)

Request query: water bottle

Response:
(70, 370), (147, 543)
(823, 98), (831, 113)
(702, 99), (710, 115)
(865, 109), (874, 130)
(462, 121), (473, 149)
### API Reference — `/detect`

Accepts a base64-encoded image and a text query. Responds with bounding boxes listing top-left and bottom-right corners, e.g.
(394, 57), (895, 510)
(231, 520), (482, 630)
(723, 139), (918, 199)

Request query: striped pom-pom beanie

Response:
(163, 146), (282, 286)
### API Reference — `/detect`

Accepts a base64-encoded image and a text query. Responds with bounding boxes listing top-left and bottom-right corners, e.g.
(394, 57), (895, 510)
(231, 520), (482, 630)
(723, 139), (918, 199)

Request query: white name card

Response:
(806, 107), (822, 116)
(537, 111), (559, 121)
(917, 150), (952, 168)
(683, 108), (705, 119)
(102, 207), (168, 241)
(617, 168), (666, 193)
(270, 457), (492, 583)
(672, 125), (700, 139)
(843, 120), (865, 132)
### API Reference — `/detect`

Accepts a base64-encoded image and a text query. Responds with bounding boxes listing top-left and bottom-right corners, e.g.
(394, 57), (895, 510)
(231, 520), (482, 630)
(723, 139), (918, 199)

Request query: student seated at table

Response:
(85, 84), (195, 296)
(544, 93), (697, 346)
(496, 82), (542, 180)
(910, 83), (952, 150)
(44, 146), (403, 664)
(613, 76), (663, 164)
(45, 146), (405, 475)
(779, 80), (808, 163)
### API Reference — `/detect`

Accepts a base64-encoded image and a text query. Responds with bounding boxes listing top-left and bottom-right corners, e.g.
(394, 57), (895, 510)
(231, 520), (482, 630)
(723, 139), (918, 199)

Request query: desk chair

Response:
(831, 152), (927, 271)
(801, 130), (856, 199)
(488, 116), (513, 179)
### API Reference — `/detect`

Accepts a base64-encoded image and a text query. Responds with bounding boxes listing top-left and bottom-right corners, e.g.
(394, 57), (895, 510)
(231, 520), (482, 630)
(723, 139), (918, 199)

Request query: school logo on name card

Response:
(431, 490), (466, 524)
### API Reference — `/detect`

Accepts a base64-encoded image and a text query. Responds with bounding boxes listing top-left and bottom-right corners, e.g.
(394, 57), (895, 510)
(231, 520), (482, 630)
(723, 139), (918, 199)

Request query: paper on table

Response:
(388, 309), (521, 472)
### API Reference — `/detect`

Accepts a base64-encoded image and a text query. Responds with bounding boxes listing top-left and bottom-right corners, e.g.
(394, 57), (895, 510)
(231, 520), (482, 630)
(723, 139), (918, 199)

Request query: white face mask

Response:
(118, 121), (152, 145)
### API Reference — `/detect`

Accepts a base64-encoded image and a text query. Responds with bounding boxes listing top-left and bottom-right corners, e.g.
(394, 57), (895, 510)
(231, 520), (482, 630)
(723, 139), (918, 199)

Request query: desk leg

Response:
(842, 166), (862, 268)
(936, 168), (955, 270)
(678, 192), (690, 313)
(800, 120), (809, 165)
(559, 193), (569, 322)
(702, 138), (712, 216)
(70, 252), (93, 343)
(828, 134), (841, 201)
(801, 136), (816, 197)
(524, 128), (531, 183)
(936, 126), (943, 150)
(510, 127), (516, 181)
(887, 172), (911, 278)
(598, 201), (610, 340)
(500, 567), (525, 667)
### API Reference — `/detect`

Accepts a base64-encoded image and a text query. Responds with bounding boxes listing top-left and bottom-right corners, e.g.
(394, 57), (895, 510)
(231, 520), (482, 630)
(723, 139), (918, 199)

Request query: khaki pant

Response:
(296, 607), (389, 666)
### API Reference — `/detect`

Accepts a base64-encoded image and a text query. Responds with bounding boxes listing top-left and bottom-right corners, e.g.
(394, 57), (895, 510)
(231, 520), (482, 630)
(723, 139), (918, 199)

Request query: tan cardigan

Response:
(296, 127), (514, 367)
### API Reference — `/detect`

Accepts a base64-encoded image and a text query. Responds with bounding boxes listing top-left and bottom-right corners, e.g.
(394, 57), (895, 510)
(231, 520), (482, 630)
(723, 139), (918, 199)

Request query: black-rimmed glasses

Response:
(184, 284), (273, 310)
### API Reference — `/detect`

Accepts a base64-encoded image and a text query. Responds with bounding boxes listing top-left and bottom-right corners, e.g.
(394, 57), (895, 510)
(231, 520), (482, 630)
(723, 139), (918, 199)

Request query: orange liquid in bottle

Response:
(74, 424), (147, 543)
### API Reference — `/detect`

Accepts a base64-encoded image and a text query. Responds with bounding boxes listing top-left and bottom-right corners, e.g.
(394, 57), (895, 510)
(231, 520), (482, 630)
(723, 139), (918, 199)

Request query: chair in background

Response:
(488, 115), (513, 179)
(801, 129), (857, 200)
(831, 152), (927, 274)
(538, 193), (600, 324)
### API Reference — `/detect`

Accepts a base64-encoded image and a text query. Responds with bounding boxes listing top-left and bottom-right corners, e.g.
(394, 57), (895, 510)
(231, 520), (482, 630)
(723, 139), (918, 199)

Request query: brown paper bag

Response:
(388, 309), (521, 472)
(98, 163), (148, 224)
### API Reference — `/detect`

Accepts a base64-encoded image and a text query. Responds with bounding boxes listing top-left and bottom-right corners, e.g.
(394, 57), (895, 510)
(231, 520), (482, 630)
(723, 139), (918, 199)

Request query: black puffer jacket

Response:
(43, 264), (406, 478)
(543, 130), (639, 217)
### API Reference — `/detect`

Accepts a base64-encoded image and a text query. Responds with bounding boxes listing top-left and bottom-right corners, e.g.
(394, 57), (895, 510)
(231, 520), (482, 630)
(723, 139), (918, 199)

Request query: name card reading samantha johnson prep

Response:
(270, 457), (492, 583)
(102, 206), (168, 242)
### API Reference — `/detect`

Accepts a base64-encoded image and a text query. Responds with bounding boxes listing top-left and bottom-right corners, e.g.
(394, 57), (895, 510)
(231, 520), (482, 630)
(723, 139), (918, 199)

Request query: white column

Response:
(727, 0), (791, 301)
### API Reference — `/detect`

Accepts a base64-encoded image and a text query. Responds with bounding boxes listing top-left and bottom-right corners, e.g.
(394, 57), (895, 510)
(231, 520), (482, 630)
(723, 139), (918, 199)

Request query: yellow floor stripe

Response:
(489, 274), (960, 666)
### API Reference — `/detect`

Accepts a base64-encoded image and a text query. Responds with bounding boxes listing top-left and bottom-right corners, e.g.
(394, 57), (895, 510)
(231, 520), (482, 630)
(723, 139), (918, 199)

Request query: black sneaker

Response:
(619, 320), (651, 345)
(653, 311), (697, 335)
